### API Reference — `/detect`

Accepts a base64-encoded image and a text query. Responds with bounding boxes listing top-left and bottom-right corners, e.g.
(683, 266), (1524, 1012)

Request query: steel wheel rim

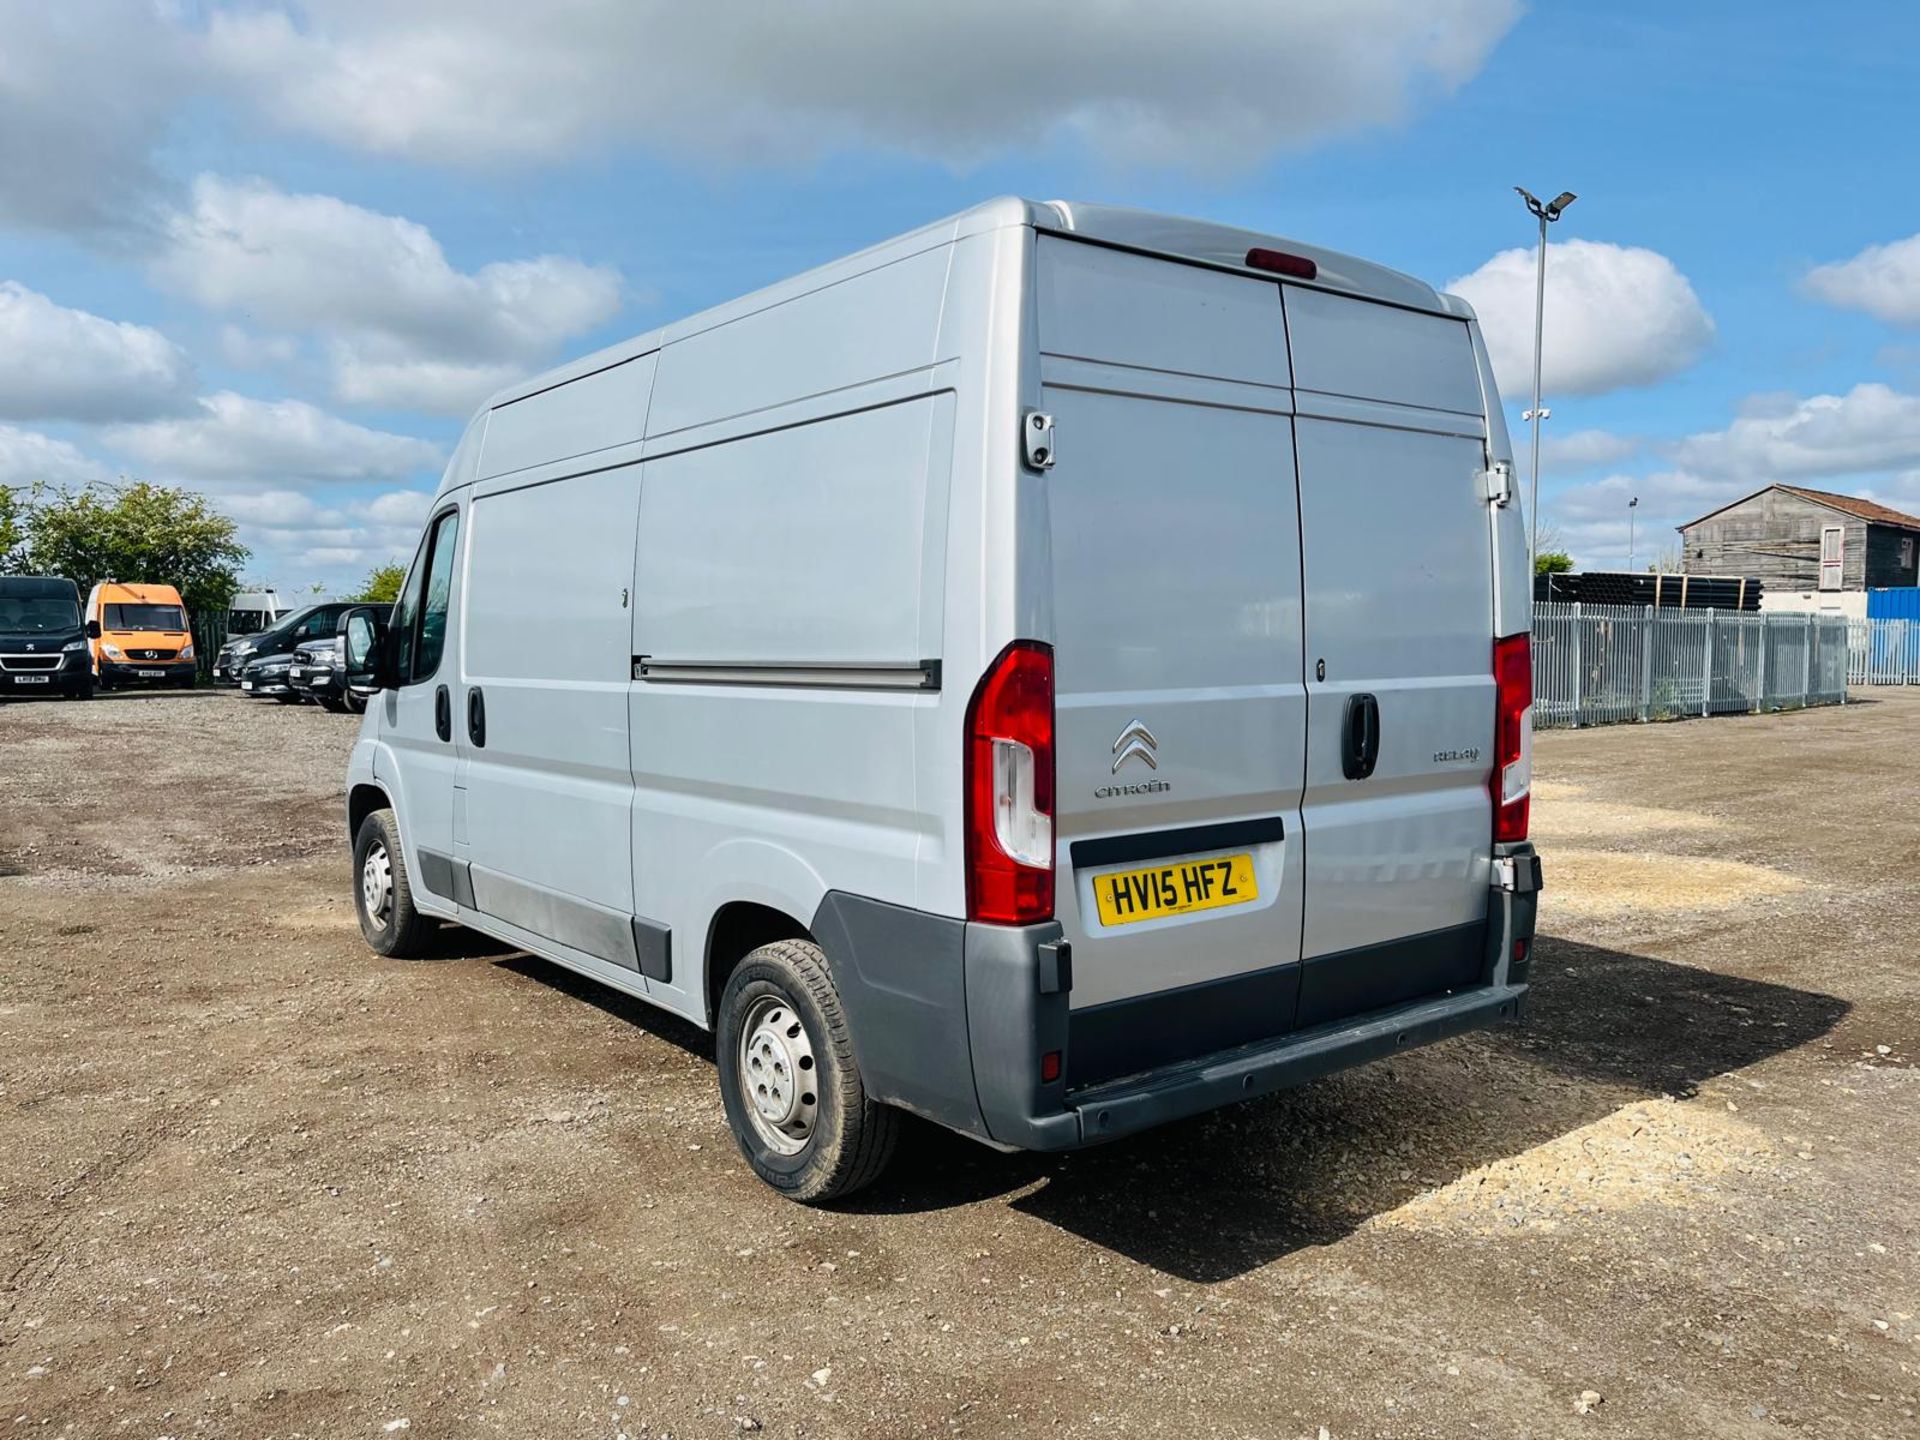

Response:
(361, 841), (393, 927)
(737, 994), (819, 1156)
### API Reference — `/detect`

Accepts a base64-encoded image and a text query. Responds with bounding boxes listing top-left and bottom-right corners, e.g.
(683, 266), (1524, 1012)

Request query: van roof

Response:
(92, 581), (185, 603)
(0, 575), (80, 599)
(480, 197), (1463, 416)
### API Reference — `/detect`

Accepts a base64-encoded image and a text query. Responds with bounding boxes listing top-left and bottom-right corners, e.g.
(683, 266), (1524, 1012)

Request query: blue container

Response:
(1867, 588), (1920, 622)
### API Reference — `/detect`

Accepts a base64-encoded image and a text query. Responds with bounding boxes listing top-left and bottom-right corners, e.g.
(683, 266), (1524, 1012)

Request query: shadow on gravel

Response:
(498, 952), (715, 1058)
(492, 932), (1847, 1283)
(860, 934), (1850, 1281)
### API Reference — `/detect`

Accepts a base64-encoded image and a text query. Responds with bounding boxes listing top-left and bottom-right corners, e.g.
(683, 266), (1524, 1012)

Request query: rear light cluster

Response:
(964, 641), (1055, 925)
(1492, 632), (1533, 843)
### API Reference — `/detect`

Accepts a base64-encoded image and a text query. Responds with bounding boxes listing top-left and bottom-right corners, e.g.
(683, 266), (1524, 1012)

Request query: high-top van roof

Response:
(472, 197), (1463, 427)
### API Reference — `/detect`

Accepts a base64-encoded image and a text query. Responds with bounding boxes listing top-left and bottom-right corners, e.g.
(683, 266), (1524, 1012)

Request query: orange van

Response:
(86, 581), (196, 688)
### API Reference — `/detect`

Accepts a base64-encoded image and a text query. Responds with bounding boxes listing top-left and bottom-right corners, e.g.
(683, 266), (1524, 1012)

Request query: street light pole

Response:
(1628, 496), (1639, 572)
(1515, 186), (1577, 571)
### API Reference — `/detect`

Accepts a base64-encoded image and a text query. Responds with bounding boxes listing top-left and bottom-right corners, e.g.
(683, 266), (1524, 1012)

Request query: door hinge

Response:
(1481, 460), (1515, 506)
(1023, 410), (1056, 471)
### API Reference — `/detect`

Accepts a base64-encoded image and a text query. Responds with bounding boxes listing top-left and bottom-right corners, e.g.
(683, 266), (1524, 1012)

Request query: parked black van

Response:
(0, 576), (96, 699)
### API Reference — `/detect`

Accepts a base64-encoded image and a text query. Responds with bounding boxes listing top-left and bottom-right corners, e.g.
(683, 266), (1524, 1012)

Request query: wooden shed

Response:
(1678, 484), (1920, 592)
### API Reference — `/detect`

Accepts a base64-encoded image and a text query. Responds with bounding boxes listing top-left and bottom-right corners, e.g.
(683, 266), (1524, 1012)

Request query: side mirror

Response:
(339, 605), (393, 691)
(85, 619), (101, 640)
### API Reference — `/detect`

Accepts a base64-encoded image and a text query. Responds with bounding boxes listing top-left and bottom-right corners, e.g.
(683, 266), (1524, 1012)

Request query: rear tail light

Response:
(965, 641), (1055, 924)
(1492, 632), (1533, 842)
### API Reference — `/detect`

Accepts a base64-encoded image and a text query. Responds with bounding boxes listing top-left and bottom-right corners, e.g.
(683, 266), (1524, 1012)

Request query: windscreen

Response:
(0, 596), (81, 632)
(105, 603), (188, 630)
(229, 608), (272, 635)
(255, 605), (318, 643)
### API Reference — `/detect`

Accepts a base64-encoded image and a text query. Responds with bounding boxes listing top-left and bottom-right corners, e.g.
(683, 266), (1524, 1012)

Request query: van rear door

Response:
(1034, 238), (1308, 1087)
(1282, 287), (1495, 1026)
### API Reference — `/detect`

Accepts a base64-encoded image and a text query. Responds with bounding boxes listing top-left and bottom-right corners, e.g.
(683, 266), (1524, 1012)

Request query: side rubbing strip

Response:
(1070, 816), (1286, 871)
(631, 917), (672, 983)
(633, 657), (941, 691)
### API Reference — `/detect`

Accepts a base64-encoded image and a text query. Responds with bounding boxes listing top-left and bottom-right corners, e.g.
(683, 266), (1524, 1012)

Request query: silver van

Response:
(341, 199), (1541, 1202)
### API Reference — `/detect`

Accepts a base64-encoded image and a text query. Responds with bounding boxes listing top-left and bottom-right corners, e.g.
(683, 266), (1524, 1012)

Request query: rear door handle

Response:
(433, 684), (451, 742)
(467, 686), (486, 748)
(1342, 692), (1380, 780)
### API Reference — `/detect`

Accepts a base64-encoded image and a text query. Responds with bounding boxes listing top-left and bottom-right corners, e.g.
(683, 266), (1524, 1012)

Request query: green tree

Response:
(355, 561), (407, 604)
(1534, 549), (1574, 576)
(0, 483), (24, 570)
(24, 481), (248, 617)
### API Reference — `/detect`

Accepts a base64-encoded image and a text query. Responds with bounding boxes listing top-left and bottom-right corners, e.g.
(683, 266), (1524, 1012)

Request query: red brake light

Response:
(1492, 633), (1533, 843)
(1245, 247), (1318, 280)
(964, 641), (1055, 925)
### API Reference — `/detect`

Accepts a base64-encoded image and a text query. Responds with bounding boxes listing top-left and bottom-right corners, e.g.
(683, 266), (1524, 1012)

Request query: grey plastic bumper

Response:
(823, 840), (1539, 1155)
(1051, 982), (1527, 1150)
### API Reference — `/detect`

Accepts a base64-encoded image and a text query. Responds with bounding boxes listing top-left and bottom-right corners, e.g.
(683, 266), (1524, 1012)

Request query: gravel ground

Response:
(2, 686), (1916, 1438)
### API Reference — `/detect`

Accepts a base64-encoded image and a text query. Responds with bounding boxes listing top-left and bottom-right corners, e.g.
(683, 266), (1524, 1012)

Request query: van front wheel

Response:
(716, 939), (898, 1203)
(352, 809), (433, 959)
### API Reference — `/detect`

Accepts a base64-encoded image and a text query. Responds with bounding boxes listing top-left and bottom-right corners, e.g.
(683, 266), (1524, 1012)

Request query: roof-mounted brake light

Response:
(1245, 247), (1318, 280)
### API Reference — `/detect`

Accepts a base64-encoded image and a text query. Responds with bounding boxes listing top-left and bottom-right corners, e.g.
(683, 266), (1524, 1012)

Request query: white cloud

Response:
(201, 0), (1521, 170)
(1804, 233), (1920, 328)
(1548, 470), (1748, 571)
(1450, 239), (1715, 398)
(219, 484), (435, 591)
(1538, 428), (1641, 473)
(0, 3), (190, 233)
(1669, 383), (1920, 482)
(103, 392), (441, 483)
(0, 424), (110, 488)
(152, 175), (623, 414)
(328, 347), (525, 416)
(0, 283), (196, 422)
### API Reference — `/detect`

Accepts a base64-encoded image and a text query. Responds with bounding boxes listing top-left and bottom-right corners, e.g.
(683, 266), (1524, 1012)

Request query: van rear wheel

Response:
(716, 939), (898, 1203)
(352, 809), (433, 958)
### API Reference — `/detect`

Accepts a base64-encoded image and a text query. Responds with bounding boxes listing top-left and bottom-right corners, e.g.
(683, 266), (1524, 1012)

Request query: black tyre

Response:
(319, 695), (349, 713)
(344, 689), (368, 715)
(715, 939), (898, 1203)
(352, 808), (434, 958)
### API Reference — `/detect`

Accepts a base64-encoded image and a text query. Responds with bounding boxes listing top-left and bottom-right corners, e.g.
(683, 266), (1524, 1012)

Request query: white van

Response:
(341, 199), (1541, 1202)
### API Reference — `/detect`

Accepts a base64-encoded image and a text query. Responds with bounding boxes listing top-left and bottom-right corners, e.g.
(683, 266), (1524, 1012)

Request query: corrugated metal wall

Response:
(1866, 588), (1920, 622)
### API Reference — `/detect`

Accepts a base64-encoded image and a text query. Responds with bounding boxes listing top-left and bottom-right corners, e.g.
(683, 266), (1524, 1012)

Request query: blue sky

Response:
(3, 1), (1918, 594)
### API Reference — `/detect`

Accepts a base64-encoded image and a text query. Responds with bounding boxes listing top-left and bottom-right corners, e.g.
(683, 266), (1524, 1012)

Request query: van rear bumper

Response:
(998, 981), (1527, 1152)
(815, 840), (1538, 1154)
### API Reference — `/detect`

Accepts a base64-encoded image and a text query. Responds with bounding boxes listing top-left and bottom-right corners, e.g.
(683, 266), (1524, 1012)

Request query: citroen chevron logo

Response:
(1111, 718), (1159, 773)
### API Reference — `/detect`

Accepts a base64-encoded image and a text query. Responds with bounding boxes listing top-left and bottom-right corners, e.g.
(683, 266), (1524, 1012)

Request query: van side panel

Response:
(645, 245), (950, 440)
(628, 395), (952, 1022)
(459, 466), (643, 964)
(478, 356), (654, 481)
(633, 399), (942, 665)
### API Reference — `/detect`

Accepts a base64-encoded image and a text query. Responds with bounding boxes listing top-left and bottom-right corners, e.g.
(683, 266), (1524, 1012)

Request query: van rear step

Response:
(1060, 982), (1528, 1150)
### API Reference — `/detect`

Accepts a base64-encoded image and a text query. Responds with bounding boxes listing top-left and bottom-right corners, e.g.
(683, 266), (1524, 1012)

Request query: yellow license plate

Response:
(1092, 853), (1258, 927)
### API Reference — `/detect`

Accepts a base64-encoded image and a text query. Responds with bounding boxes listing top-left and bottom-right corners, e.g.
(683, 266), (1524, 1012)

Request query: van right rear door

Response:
(1282, 286), (1496, 1028)
(1034, 238), (1308, 1089)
